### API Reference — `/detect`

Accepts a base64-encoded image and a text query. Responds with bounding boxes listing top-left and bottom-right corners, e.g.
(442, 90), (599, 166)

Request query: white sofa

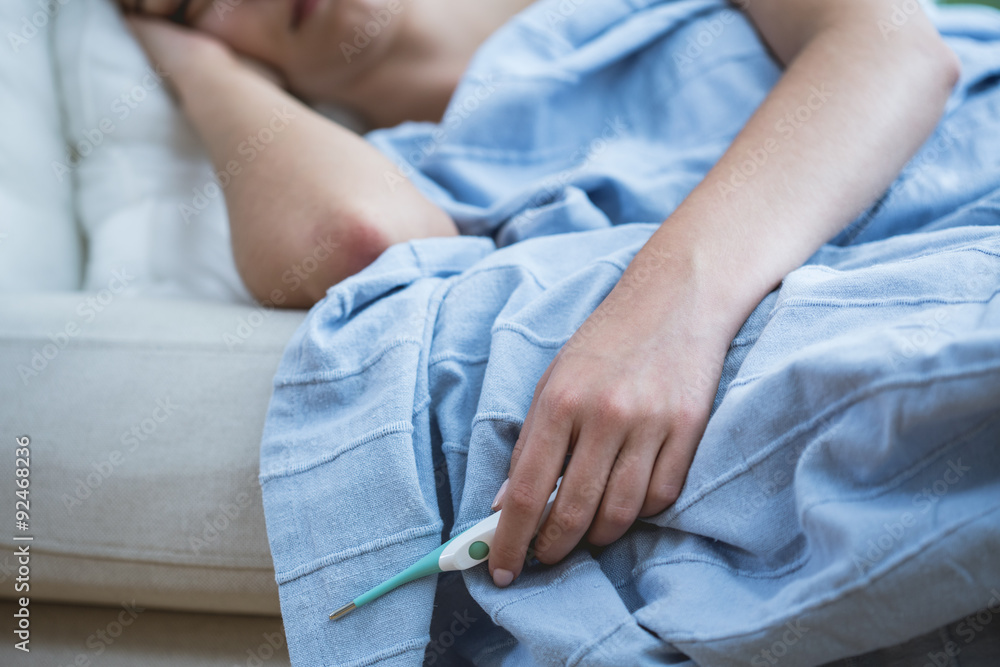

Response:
(5, 300), (1000, 665)
(1, 1), (308, 660)
(3, 1), (1000, 665)
(0, 293), (306, 664)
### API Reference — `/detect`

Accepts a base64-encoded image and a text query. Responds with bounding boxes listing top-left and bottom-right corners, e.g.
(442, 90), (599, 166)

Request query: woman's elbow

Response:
(906, 22), (962, 102)
(926, 35), (962, 99)
(237, 207), (392, 309)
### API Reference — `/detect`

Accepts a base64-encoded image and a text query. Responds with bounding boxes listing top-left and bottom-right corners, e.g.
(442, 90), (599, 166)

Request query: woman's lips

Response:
(292, 0), (320, 30)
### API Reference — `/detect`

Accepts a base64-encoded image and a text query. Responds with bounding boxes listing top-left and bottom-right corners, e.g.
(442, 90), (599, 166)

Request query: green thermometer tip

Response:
(329, 538), (454, 621)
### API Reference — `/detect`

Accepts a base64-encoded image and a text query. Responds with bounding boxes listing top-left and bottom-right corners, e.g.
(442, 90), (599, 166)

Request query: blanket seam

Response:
(334, 637), (429, 667)
(669, 360), (1000, 520)
(567, 616), (637, 667)
(275, 522), (444, 584)
(260, 420), (414, 484)
(769, 287), (1000, 316)
(615, 412), (993, 590)
(615, 402), (996, 592)
(274, 337), (422, 387)
(662, 501), (1000, 645)
(491, 559), (596, 620)
(797, 412), (997, 517)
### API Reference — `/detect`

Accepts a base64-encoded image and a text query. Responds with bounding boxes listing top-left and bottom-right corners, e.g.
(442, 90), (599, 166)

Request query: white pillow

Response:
(0, 0), (82, 292)
(53, 0), (253, 303)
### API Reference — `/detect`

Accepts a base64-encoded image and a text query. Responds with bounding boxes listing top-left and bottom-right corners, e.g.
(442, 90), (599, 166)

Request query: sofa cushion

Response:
(0, 293), (306, 615)
(0, 600), (290, 665)
(0, 0), (82, 291)
(52, 0), (253, 303)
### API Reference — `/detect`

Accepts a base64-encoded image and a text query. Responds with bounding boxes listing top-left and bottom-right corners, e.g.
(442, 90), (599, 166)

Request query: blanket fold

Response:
(260, 1), (1000, 664)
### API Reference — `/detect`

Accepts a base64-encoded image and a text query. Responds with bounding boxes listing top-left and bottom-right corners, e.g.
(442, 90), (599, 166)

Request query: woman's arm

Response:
(128, 20), (457, 308)
(660, 0), (961, 302)
(488, 0), (959, 586)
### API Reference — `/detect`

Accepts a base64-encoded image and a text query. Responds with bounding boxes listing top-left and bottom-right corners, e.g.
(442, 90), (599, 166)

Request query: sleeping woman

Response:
(119, 0), (960, 597)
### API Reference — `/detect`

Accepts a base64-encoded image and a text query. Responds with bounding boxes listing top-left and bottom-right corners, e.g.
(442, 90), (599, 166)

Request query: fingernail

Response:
(492, 568), (514, 588)
(491, 479), (509, 511)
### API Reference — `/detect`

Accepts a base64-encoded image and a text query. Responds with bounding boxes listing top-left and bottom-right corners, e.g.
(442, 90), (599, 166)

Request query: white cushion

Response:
(0, 293), (306, 614)
(0, 0), (82, 291)
(52, 0), (253, 303)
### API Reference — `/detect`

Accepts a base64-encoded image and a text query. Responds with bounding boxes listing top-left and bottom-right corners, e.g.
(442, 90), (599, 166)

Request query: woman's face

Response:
(126, 0), (404, 101)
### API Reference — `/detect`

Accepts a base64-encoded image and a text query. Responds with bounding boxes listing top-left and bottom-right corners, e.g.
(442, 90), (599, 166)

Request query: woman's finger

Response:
(493, 356), (558, 511)
(510, 356), (557, 474)
(588, 432), (661, 546)
(640, 423), (702, 517)
(532, 420), (622, 563)
(488, 387), (573, 587)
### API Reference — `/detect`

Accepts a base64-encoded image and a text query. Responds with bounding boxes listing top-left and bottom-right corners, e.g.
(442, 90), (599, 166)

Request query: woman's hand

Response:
(488, 242), (739, 586)
(127, 17), (287, 92)
(122, 14), (456, 308)
(488, 0), (959, 588)
(126, 17), (233, 86)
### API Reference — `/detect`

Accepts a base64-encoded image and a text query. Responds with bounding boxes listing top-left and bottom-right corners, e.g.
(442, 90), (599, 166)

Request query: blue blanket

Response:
(259, 1), (1000, 665)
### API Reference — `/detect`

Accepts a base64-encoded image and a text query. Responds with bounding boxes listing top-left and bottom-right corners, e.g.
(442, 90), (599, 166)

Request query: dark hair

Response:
(169, 0), (195, 24)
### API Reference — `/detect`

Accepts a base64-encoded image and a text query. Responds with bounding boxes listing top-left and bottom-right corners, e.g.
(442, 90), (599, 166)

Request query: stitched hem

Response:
(663, 501), (1000, 645)
(567, 616), (635, 667)
(336, 637), (429, 667)
(671, 361), (1000, 520)
(473, 637), (518, 664)
(274, 337), (422, 387)
(260, 421), (414, 483)
(491, 560), (596, 621)
(275, 522), (443, 585)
